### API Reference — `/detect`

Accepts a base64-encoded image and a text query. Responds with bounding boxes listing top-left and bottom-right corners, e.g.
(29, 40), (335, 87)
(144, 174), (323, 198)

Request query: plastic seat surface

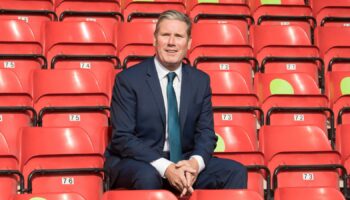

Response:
(102, 190), (178, 200)
(13, 192), (87, 200)
(189, 189), (264, 200)
(274, 187), (345, 200)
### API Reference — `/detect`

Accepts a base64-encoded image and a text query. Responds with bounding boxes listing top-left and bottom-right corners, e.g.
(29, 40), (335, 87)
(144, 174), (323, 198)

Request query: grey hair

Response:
(154, 10), (192, 38)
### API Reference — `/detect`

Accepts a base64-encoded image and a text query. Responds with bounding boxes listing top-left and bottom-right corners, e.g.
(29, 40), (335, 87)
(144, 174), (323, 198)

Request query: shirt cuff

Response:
(190, 155), (205, 173)
(150, 158), (173, 178)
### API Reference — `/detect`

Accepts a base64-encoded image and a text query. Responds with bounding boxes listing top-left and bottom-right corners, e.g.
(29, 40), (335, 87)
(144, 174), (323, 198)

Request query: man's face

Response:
(154, 19), (192, 70)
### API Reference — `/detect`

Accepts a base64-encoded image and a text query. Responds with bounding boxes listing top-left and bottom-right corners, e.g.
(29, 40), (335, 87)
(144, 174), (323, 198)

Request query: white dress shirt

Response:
(150, 57), (205, 178)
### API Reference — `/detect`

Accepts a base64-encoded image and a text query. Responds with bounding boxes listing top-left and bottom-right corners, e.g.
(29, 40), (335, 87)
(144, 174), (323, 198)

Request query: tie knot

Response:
(167, 72), (176, 83)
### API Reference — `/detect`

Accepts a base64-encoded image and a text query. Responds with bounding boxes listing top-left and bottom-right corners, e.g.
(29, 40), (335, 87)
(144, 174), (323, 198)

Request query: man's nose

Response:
(168, 35), (175, 45)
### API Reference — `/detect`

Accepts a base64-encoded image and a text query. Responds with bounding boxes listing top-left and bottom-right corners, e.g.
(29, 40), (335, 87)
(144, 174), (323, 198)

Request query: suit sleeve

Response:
(191, 74), (217, 165)
(108, 74), (161, 163)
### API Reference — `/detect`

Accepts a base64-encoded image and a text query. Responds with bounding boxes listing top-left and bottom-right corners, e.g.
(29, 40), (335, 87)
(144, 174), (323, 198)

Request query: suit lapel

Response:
(146, 59), (166, 126)
(179, 64), (192, 134)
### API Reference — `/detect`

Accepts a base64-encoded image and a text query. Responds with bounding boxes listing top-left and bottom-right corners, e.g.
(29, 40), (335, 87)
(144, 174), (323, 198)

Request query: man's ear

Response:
(153, 36), (157, 47)
(187, 37), (192, 50)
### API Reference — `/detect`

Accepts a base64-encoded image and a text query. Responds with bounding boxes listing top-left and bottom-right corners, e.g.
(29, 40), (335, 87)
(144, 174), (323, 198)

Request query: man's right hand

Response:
(164, 163), (196, 192)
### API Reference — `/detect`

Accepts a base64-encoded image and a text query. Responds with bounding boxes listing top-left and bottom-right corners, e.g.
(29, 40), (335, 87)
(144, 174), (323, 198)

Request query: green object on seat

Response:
(261, 0), (281, 4)
(214, 133), (225, 152)
(198, 0), (219, 3)
(341, 77), (350, 95)
(270, 78), (294, 95)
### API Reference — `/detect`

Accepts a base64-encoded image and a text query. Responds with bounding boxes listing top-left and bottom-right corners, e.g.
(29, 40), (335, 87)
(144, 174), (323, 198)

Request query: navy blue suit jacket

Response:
(104, 57), (217, 185)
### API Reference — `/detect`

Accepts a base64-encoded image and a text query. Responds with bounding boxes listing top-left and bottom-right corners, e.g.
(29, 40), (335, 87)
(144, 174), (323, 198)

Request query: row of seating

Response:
(1, 124), (350, 200)
(1, 0), (350, 25)
(7, 188), (348, 200)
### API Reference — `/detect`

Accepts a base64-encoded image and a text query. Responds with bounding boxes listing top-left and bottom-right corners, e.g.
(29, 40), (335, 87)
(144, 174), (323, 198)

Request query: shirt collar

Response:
(154, 57), (182, 82)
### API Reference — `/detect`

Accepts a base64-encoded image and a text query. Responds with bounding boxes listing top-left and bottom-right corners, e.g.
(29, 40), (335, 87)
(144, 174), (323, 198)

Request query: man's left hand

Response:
(176, 158), (199, 196)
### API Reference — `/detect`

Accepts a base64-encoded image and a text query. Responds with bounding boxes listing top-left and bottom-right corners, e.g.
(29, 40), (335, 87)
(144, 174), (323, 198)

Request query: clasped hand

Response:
(164, 158), (199, 197)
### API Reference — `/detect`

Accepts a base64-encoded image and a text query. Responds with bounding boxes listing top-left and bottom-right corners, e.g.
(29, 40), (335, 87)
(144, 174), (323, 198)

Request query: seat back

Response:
(328, 72), (350, 109)
(311, 0), (350, 26)
(187, 0), (251, 25)
(122, 0), (186, 22)
(13, 192), (87, 200)
(189, 190), (264, 200)
(0, 20), (44, 96)
(117, 22), (156, 68)
(274, 187), (346, 200)
(0, 0), (55, 38)
(55, 0), (121, 39)
(249, 0), (313, 36)
(102, 190), (178, 200)
(0, 132), (20, 200)
(255, 73), (322, 103)
(315, 27), (350, 73)
(20, 127), (105, 200)
(260, 125), (341, 190)
(190, 23), (255, 86)
(259, 125), (332, 162)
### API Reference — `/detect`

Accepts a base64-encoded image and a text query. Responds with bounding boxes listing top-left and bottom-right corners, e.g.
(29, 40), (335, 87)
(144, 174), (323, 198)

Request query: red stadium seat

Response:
(214, 124), (268, 197)
(44, 21), (119, 94)
(190, 23), (257, 88)
(102, 190), (178, 200)
(122, 0), (186, 22)
(0, 0), (56, 37)
(187, 0), (252, 29)
(0, 20), (45, 96)
(0, 132), (23, 200)
(0, 69), (37, 159)
(274, 187), (346, 200)
(255, 72), (330, 137)
(249, 0), (315, 37)
(327, 72), (350, 122)
(336, 108), (350, 173)
(189, 190), (264, 200)
(33, 69), (110, 154)
(117, 22), (156, 68)
(13, 192), (87, 200)
(315, 27), (350, 73)
(252, 25), (323, 87)
(259, 125), (344, 192)
(311, 0), (350, 27)
(55, 0), (122, 39)
(20, 127), (106, 200)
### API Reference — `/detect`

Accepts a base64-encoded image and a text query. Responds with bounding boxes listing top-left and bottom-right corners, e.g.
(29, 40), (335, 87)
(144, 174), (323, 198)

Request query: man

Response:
(104, 10), (247, 195)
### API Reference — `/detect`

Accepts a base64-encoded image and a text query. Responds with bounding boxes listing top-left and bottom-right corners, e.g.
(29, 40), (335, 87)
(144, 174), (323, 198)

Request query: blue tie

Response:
(167, 72), (182, 163)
